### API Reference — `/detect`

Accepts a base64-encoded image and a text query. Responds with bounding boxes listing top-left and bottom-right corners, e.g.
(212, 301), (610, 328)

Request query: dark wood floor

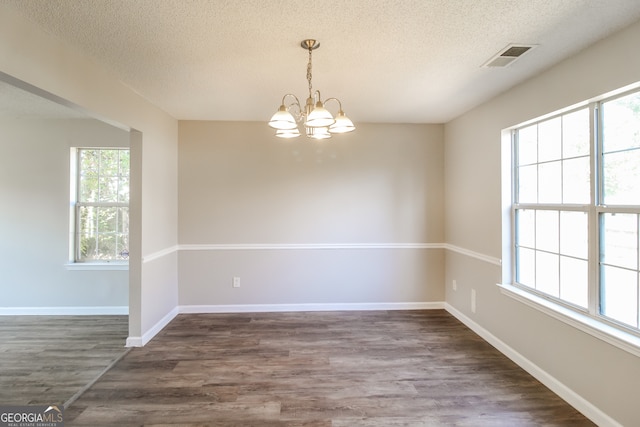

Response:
(0, 315), (129, 407)
(65, 310), (593, 426)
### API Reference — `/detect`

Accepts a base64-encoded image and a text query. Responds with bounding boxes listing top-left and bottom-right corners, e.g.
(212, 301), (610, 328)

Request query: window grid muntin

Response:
(74, 148), (130, 262)
(514, 206), (589, 310)
(515, 106), (591, 206)
(513, 92), (640, 335)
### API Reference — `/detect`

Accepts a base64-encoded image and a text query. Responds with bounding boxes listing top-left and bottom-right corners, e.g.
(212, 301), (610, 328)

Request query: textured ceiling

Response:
(3, 0), (640, 123)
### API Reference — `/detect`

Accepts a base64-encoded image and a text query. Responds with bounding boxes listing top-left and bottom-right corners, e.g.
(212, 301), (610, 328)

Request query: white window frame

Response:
(66, 147), (130, 270)
(500, 84), (640, 357)
(511, 105), (593, 312)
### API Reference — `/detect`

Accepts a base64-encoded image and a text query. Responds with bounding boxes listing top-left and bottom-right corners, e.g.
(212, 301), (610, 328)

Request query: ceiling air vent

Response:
(482, 44), (537, 68)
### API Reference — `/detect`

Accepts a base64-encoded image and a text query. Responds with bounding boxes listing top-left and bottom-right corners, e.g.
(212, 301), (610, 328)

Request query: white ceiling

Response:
(4, 0), (640, 123)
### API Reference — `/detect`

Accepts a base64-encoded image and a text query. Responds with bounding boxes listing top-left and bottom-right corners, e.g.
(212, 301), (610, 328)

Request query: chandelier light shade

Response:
(268, 105), (297, 130)
(268, 39), (355, 139)
(329, 110), (356, 133)
(275, 128), (301, 138)
(307, 126), (331, 139)
(305, 101), (334, 128)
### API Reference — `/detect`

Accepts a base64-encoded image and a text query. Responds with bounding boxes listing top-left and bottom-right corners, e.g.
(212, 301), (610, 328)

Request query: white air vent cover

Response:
(482, 44), (537, 68)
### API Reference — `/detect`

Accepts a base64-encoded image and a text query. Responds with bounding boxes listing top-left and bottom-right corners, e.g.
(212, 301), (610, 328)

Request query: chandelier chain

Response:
(306, 47), (313, 98)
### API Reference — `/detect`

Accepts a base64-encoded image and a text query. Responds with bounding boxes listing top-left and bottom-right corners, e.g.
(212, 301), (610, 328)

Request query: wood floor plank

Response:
(64, 310), (594, 426)
(0, 315), (128, 406)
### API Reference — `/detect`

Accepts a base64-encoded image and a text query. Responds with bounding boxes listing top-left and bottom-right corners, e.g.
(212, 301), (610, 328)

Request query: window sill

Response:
(65, 262), (129, 271)
(498, 283), (640, 358)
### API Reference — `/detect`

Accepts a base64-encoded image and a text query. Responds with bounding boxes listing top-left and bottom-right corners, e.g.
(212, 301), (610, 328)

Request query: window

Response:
(512, 89), (640, 333)
(72, 148), (130, 263)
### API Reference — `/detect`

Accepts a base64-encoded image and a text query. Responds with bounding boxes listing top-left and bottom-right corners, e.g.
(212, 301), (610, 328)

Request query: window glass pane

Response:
(517, 209), (535, 248)
(562, 157), (590, 204)
(518, 164), (537, 203)
(517, 247), (535, 288)
(79, 232), (97, 260)
(560, 256), (588, 308)
(117, 208), (129, 234)
(538, 117), (562, 162)
(100, 150), (120, 176)
(602, 213), (638, 270)
(538, 161), (561, 203)
(97, 232), (117, 259)
(518, 125), (537, 165)
(602, 149), (640, 205)
(78, 204), (128, 261)
(75, 148), (129, 262)
(536, 210), (559, 253)
(537, 251), (559, 297)
(79, 148), (130, 205)
(602, 92), (640, 153)
(80, 149), (99, 173)
(119, 150), (130, 171)
(562, 109), (590, 158)
(560, 211), (588, 259)
(116, 238), (129, 260)
(601, 265), (638, 328)
(97, 206), (118, 232)
(79, 173), (98, 203)
(118, 176), (130, 203)
(78, 206), (97, 233)
(81, 206), (128, 260)
(98, 176), (119, 203)
(79, 207), (95, 259)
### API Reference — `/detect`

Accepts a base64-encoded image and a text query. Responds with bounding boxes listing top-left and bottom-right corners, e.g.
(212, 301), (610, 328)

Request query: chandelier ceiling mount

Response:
(301, 39), (320, 51)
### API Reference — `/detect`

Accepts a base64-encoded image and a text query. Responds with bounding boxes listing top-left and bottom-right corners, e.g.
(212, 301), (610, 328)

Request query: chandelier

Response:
(268, 39), (355, 139)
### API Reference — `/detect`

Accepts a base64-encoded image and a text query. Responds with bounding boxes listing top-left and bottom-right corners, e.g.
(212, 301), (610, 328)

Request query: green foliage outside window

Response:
(76, 148), (130, 261)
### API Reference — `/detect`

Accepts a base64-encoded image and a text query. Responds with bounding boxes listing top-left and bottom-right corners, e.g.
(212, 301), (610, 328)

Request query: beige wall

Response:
(0, 119), (129, 309)
(4, 2), (638, 423)
(178, 121), (445, 307)
(444, 20), (640, 426)
(0, 4), (179, 341)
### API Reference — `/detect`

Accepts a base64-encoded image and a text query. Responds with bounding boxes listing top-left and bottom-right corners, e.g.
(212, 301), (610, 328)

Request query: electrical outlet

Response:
(471, 289), (476, 313)
(452, 279), (457, 291)
(232, 277), (241, 288)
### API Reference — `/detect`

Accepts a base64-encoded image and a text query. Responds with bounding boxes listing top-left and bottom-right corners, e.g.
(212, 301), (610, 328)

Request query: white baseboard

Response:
(179, 301), (444, 314)
(444, 303), (621, 427)
(126, 306), (179, 347)
(125, 336), (142, 347)
(0, 306), (128, 315)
